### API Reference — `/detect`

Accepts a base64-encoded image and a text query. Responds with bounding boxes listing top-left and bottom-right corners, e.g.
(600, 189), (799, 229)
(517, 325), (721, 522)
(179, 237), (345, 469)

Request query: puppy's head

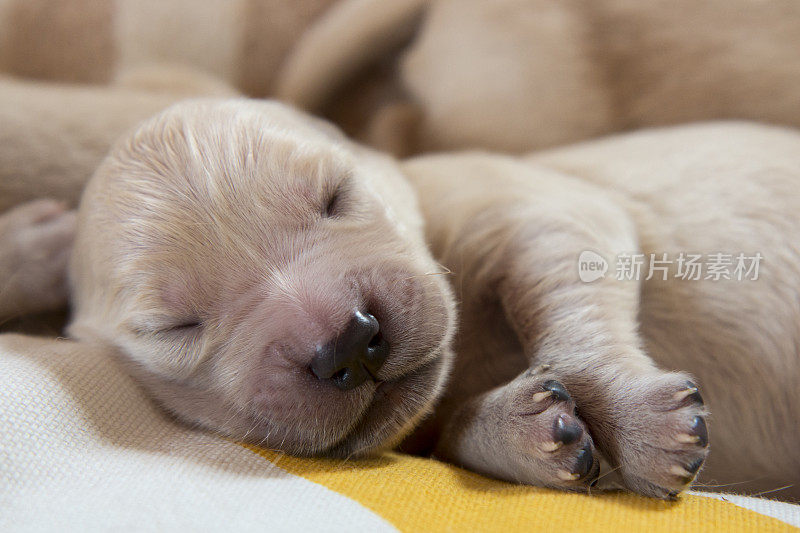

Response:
(69, 99), (455, 456)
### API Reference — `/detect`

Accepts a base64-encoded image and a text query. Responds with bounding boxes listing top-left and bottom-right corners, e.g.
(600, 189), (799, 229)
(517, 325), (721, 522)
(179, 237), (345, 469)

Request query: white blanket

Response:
(1, 334), (798, 532)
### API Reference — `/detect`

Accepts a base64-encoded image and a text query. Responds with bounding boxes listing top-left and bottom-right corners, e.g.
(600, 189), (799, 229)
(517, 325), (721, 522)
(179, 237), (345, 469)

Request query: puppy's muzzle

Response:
(311, 310), (389, 390)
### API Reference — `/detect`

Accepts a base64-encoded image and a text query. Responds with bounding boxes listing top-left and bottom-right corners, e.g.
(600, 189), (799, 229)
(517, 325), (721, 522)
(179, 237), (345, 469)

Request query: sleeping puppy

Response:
(67, 99), (456, 457)
(65, 100), (799, 501)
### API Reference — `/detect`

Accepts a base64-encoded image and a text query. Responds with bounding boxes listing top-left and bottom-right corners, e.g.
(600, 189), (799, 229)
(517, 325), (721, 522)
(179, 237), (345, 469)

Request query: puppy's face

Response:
(69, 100), (455, 456)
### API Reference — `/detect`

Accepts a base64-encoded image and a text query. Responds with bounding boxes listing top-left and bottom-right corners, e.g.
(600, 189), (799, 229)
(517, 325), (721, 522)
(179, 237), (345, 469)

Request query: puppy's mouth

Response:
(317, 350), (449, 458)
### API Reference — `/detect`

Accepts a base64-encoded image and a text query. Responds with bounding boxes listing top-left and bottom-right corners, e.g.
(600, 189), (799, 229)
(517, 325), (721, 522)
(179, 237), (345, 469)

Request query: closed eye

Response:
(128, 315), (204, 339)
(144, 321), (202, 337)
(323, 192), (339, 217)
(149, 322), (204, 345)
(323, 185), (346, 218)
(162, 321), (202, 334)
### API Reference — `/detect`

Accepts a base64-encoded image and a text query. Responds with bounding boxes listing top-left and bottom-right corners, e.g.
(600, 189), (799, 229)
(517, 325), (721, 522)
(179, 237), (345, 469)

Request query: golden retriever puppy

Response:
(0, 73), (235, 325)
(277, 0), (800, 155)
(67, 99), (456, 457)
(29, 99), (799, 501)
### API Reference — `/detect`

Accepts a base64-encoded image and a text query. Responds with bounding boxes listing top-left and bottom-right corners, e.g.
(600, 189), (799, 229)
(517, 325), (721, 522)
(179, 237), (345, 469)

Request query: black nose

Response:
(311, 310), (390, 390)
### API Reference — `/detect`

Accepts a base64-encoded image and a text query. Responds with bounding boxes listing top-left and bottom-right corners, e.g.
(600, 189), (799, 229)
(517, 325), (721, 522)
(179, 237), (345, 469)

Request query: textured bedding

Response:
(1, 335), (797, 532)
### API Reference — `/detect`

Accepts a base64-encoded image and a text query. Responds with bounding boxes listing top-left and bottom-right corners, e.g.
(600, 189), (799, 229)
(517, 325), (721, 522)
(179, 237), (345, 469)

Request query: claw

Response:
(670, 465), (693, 478)
(673, 387), (698, 402)
(673, 382), (704, 405)
(685, 457), (705, 474)
(675, 417), (708, 447)
(676, 433), (701, 444)
(532, 390), (553, 402)
(526, 364), (551, 377)
(572, 443), (595, 479)
(558, 470), (581, 481)
(540, 441), (563, 453)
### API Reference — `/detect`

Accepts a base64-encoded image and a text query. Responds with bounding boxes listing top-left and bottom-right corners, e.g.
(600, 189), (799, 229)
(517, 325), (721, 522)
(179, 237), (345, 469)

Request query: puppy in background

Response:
(0, 199), (75, 323)
(0, 0), (336, 96)
(56, 99), (799, 501)
(277, 0), (800, 156)
(0, 70), (238, 327)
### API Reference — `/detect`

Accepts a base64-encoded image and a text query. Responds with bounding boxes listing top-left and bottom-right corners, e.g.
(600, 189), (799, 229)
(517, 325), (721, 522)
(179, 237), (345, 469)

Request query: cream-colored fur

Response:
(275, 0), (427, 111)
(0, 74), (231, 214)
(6, 0), (800, 154)
(0, 199), (75, 321)
(67, 99), (456, 458)
(0, 85), (797, 500)
(404, 122), (800, 500)
(277, 0), (800, 155)
(0, 73), (236, 324)
(0, 0), (336, 96)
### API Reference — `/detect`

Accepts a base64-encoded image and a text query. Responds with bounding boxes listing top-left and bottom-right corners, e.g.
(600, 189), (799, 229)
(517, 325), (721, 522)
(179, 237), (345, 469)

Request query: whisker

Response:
(401, 264), (454, 282)
(591, 464), (621, 484)
(692, 476), (768, 489)
(750, 484), (794, 498)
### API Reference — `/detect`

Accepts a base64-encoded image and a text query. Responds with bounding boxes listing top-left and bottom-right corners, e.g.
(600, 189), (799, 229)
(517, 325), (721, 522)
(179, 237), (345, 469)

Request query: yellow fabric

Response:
(245, 446), (795, 532)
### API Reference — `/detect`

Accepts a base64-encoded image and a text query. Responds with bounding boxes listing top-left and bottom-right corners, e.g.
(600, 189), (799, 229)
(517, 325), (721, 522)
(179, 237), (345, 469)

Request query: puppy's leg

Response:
(0, 199), (76, 321)
(492, 199), (708, 498)
(406, 155), (708, 498)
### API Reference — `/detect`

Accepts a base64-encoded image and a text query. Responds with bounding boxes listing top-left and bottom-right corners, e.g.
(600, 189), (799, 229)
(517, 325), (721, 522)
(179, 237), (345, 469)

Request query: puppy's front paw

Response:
(0, 199), (76, 317)
(600, 373), (709, 499)
(509, 374), (600, 487)
(454, 371), (600, 490)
